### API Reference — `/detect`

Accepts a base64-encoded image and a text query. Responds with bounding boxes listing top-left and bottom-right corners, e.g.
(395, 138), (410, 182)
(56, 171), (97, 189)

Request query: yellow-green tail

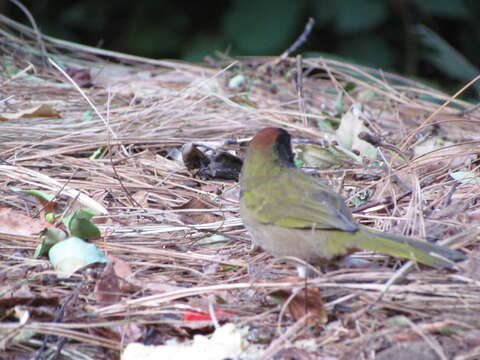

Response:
(353, 226), (466, 269)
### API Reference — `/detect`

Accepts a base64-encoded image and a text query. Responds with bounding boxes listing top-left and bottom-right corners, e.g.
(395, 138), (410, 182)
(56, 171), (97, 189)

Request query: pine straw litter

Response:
(0, 14), (480, 360)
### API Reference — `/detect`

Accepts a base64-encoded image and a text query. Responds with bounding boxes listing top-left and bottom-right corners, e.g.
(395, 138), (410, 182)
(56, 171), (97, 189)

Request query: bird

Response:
(239, 127), (466, 276)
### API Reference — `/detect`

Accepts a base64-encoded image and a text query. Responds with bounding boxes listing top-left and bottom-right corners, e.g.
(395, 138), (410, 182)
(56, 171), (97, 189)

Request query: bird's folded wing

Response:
(242, 170), (358, 232)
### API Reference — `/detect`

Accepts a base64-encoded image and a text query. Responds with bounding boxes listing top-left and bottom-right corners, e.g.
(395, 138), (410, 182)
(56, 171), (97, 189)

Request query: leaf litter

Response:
(0, 14), (479, 360)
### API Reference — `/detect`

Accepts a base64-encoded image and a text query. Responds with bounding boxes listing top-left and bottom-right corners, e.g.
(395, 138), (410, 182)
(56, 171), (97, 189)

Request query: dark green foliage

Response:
(5, 0), (480, 94)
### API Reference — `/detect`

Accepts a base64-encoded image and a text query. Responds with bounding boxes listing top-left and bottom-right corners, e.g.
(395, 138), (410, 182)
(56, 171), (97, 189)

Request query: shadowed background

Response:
(3, 0), (480, 96)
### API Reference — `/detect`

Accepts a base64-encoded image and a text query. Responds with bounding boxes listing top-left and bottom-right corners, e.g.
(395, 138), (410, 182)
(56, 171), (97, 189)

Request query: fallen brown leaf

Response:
(0, 104), (61, 121)
(270, 285), (328, 326)
(0, 207), (50, 236)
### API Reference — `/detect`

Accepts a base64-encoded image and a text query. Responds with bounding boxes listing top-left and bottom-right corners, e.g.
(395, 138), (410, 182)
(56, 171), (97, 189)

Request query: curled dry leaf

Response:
(0, 207), (50, 236)
(65, 67), (92, 87)
(182, 143), (243, 180)
(94, 261), (121, 305)
(0, 104), (61, 121)
(270, 285), (327, 326)
(95, 256), (139, 305)
(107, 254), (133, 280)
(176, 198), (222, 224)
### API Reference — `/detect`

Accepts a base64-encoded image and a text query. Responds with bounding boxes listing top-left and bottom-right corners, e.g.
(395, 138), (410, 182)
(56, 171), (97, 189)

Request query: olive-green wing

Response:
(242, 168), (358, 232)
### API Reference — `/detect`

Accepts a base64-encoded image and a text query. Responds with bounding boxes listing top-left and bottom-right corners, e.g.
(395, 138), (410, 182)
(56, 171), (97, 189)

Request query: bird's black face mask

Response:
(274, 129), (295, 167)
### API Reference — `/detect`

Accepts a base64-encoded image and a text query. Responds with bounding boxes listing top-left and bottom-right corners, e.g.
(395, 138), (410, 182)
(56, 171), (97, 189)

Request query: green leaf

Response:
(223, 0), (306, 54)
(349, 189), (373, 207)
(10, 187), (55, 202)
(337, 34), (394, 70)
(415, 25), (480, 86)
(34, 228), (68, 258)
(296, 143), (361, 170)
(89, 146), (106, 160)
(311, 0), (337, 26)
(182, 34), (227, 62)
(344, 82), (357, 92)
(414, 0), (471, 19)
(63, 208), (100, 240)
(45, 213), (56, 223)
(450, 171), (480, 184)
(334, 91), (345, 113)
(80, 110), (93, 122)
(48, 237), (107, 277)
(222, 266), (236, 272)
(294, 158), (304, 168)
(314, 0), (387, 34)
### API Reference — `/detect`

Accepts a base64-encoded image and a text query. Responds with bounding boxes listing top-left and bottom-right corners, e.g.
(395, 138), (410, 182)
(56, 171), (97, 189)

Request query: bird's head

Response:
(246, 127), (295, 167)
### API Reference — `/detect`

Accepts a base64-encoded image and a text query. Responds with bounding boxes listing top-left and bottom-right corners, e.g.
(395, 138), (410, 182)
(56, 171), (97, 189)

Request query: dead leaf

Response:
(0, 296), (60, 313)
(376, 341), (440, 360)
(132, 191), (149, 208)
(95, 258), (139, 305)
(222, 186), (241, 202)
(468, 207), (480, 221)
(107, 254), (133, 280)
(111, 323), (143, 343)
(0, 104), (61, 121)
(65, 67), (92, 87)
(336, 104), (377, 159)
(182, 143), (243, 180)
(273, 348), (316, 360)
(462, 251), (480, 281)
(89, 323), (144, 344)
(270, 286), (327, 326)
(140, 280), (184, 294)
(94, 262), (122, 305)
(176, 198), (221, 224)
(0, 207), (50, 236)
(200, 183), (222, 194)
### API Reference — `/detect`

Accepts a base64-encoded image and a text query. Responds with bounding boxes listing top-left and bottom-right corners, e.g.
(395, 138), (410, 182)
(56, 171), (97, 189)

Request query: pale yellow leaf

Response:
(0, 104), (61, 121)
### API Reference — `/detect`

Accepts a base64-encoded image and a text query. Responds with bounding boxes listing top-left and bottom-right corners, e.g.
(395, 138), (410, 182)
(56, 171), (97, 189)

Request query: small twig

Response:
(49, 58), (139, 207)
(458, 102), (480, 116)
(259, 313), (312, 360)
(366, 212), (479, 317)
(402, 316), (448, 360)
(291, 138), (327, 146)
(352, 191), (411, 214)
(377, 147), (411, 194)
(31, 169), (78, 219)
(35, 282), (83, 360)
(352, 173), (438, 214)
(400, 74), (480, 149)
(358, 131), (411, 161)
(280, 17), (315, 59)
(8, 0), (49, 66)
(442, 181), (458, 208)
(276, 289), (297, 334)
(368, 262), (415, 311)
(295, 55), (308, 126)
(207, 295), (221, 329)
(47, 58), (122, 147)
